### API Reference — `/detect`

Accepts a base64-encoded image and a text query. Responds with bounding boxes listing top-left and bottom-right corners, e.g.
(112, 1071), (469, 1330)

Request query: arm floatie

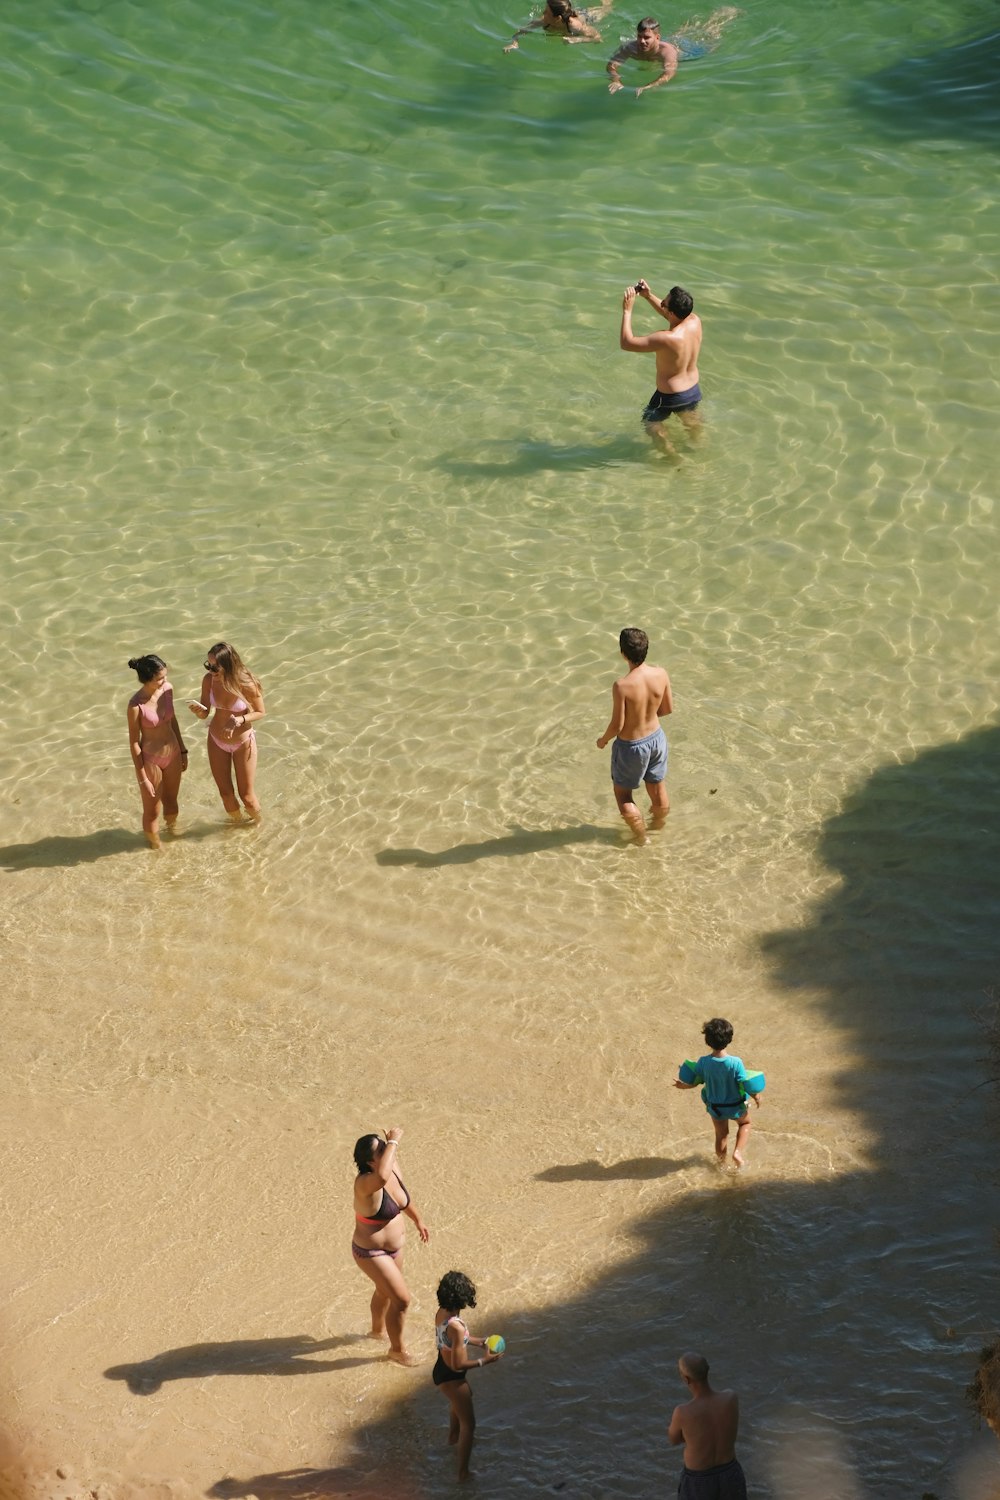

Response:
(678, 1059), (703, 1085)
(741, 1070), (766, 1098)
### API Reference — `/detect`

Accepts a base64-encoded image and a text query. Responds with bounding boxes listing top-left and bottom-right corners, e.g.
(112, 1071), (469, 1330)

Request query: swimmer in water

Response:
(505, 0), (612, 51)
(126, 654), (188, 849)
(606, 10), (740, 95)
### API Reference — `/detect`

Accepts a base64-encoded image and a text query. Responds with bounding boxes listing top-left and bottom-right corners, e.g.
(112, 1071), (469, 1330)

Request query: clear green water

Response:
(2, 0), (999, 1495)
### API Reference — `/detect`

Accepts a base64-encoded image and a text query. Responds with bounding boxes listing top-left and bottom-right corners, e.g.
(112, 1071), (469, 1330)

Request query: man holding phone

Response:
(619, 279), (703, 454)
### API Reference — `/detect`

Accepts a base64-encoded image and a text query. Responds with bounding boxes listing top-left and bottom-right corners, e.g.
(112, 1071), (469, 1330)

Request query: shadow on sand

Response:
(376, 823), (617, 868)
(215, 722), (1000, 1496)
(0, 821), (233, 871)
(104, 1335), (379, 1395)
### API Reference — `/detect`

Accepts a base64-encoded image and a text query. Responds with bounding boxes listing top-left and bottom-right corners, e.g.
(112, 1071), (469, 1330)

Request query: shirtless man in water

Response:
(668, 1353), (747, 1500)
(607, 17), (679, 95)
(596, 627), (673, 837)
(620, 279), (703, 455)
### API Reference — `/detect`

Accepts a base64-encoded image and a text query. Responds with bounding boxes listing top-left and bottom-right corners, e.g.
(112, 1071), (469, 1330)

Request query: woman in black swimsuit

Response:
(433, 1270), (503, 1482)
(352, 1127), (429, 1367)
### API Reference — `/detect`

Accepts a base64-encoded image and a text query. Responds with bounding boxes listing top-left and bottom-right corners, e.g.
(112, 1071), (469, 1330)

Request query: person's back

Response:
(655, 311), (702, 393)
(668, 1353), (747, 1500)
(674, 1384), (739, 1468)
(617, 661), (671, 740)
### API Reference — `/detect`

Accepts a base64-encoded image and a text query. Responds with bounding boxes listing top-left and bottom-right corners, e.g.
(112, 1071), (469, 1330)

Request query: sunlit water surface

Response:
(1, 0), (999, 1495)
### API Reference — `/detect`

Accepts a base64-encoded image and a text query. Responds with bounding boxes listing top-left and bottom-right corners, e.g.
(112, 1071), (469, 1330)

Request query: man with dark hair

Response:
(620, 277), (703, 454)
(606, 10), (740, 94)
(596, 628), (673, 837)
(606, 18), (679, 96)
(668, 1353), (747, 1499)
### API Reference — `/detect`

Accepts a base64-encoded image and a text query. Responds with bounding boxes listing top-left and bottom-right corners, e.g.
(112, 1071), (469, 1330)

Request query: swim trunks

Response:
(642, 384), (702, 423)
(610, 727), (668, 789)
(696, 1054), (752, 1120)
(678, 1459), (747, 1500)
(672, 37), (710, 60)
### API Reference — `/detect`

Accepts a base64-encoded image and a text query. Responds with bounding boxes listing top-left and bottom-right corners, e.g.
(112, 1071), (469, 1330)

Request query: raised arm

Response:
(620, 285), (672, 352)
(635, 279), (672, 322)
(636, 41), (678, 95)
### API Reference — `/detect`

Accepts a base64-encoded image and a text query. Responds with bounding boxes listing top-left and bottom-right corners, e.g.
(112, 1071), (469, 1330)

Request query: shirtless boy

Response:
(620, 279), (703, 454)
(596, 627), (673, 836)
(668, 1352), (747, 1500)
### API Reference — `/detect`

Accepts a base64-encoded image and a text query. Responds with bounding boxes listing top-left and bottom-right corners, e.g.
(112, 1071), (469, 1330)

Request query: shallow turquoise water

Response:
(1, 1), (999, 1495)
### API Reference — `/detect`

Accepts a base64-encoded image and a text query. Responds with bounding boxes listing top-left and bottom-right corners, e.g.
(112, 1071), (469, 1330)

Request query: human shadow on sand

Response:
(208, 1470), (382, 1500)
(376, 824), (616, 868)
(250, 720), (1000, 1497)
(536, 1155), (703, 1182)
(104, 1335), (377, 1394)
(0, 822), (230, 871)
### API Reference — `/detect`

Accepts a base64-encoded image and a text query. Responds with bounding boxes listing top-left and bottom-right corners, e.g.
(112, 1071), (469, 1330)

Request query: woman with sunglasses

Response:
(189, 641), (265, 819)
(127, 653), (188, 848)
(352, 1127), (429, 1367)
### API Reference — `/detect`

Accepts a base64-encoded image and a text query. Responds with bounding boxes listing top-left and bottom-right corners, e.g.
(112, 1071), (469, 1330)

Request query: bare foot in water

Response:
(732, 1147), (746, 1169)
(145, 831), (161, 850)
(365, 1330), (387, 1342)
(387, 1349), (422, 1368)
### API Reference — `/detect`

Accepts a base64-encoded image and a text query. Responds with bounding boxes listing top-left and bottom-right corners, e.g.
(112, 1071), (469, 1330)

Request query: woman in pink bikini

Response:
(189, 641), (265, 819)
(352, 1127), (430, 1367)
(127, 654), (188, 848)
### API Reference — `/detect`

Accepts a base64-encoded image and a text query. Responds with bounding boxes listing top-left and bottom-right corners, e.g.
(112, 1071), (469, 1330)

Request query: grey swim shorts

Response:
(610, 727), (668, 789)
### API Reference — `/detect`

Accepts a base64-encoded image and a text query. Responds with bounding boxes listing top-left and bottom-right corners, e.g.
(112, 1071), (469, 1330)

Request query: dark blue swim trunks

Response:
(642, 384), (702, 423)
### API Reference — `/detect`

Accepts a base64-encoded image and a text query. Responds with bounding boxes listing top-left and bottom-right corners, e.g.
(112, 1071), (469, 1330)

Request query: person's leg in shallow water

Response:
(732, 1110), (752, 1169)
(614, 781), (648, 839)
(677, 404), (704, 444)
(160, 752), (183, 832)
(644, 416), (681, 459)
(712, 1114), (731, 1163)
(233, 735), (261, 818)
(645, 774), (670, 829)
(441, 1379), (477, 1482)
(354, 1251), (420, 1367)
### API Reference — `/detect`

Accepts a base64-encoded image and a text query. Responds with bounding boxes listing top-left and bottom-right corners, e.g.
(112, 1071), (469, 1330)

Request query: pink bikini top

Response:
(135, 686), (174, 726)
(210, 685), (249, 714)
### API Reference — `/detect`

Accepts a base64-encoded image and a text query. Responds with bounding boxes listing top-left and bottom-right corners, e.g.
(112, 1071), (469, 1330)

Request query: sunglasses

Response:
(204, 660), (220, 672)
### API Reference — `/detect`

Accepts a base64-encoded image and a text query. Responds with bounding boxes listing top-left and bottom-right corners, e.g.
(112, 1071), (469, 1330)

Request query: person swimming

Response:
(606, 10), (740, 96)
(504, 0), (611, 51)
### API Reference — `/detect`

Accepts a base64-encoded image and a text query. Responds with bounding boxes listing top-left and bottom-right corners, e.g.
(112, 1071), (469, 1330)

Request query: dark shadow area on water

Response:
(104, 1334), (378, 1395)
(854, 27), (1000, 145)
(434, 435), (642, 480)
(376, 823), (617, 867)
(259, 720), (1000, 1498)
(0, 821), (244, 871)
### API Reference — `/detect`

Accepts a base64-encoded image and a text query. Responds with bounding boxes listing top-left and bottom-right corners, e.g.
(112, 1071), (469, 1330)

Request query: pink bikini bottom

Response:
(210, 729), (255, 756)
